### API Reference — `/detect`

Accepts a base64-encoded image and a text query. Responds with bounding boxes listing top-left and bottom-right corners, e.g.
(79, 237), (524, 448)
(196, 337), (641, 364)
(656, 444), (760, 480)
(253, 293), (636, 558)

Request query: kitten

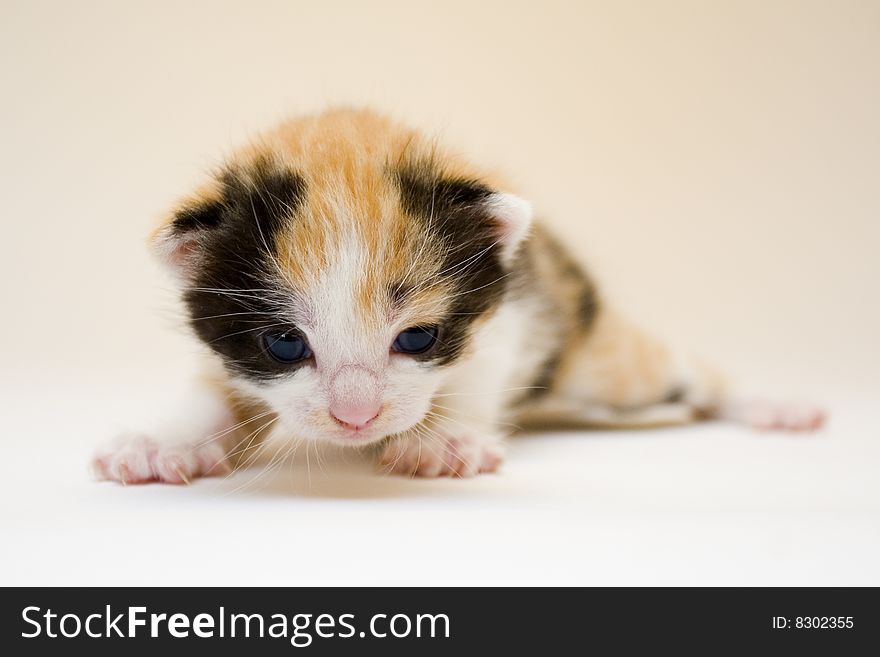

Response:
(93, 108), (824, 483)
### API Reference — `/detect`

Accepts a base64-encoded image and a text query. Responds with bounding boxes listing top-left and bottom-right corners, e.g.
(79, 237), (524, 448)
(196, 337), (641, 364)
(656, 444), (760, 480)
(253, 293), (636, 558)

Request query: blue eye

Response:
(392, 326), (438, 354)
(263, 331), (311, 363)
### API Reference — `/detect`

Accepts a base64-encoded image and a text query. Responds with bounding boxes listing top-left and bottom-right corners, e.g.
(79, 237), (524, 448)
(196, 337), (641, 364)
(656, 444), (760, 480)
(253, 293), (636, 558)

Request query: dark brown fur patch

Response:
(516, 226), (600, 402)
(178, 159), (310, 380)
(393, 159), (508, 365)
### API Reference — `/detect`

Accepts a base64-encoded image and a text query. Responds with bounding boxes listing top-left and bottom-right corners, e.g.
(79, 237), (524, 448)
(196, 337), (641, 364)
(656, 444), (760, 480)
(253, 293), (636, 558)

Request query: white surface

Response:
(1, 381), (877, 586)
(1, 1), (878, 587)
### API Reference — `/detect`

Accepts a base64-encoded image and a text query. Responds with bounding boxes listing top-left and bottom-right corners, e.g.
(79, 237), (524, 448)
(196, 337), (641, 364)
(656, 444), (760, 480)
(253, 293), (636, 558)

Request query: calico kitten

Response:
(93, 108), (824, 483)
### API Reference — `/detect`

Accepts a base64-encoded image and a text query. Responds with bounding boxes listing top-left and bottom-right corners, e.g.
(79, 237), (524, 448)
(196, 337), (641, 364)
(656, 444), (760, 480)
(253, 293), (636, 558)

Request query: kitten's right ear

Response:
(149, 193), (225, 281)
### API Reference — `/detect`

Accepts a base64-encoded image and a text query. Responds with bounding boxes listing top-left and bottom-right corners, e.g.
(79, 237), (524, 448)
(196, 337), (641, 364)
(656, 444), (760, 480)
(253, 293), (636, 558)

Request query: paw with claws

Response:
(380, 431), (505, 478)
(92, 434), (230, 485)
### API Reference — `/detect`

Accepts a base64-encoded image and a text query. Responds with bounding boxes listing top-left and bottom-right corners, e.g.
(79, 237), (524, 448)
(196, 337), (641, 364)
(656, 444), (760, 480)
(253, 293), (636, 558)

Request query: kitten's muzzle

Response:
(328, 365), (383, 432)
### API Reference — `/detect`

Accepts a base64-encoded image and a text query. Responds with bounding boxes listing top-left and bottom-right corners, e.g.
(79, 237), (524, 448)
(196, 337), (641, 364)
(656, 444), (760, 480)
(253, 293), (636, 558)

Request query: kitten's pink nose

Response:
(330, 402), (381, 431)
(329, 365), (382, 431)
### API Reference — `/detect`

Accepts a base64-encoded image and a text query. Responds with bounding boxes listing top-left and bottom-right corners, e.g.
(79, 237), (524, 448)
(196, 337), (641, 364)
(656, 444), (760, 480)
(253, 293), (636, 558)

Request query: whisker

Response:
(193, 409), (275, 449)
(432, 386), (544, 398)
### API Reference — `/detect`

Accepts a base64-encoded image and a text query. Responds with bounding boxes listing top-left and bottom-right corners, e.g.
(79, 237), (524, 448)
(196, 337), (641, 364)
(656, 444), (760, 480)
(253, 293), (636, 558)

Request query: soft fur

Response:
(93, 108), (824, 484)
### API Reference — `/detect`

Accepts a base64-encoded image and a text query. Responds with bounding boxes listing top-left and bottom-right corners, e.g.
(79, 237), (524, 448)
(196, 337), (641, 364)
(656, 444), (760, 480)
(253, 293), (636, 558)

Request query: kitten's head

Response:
(152, 109), (531, 446)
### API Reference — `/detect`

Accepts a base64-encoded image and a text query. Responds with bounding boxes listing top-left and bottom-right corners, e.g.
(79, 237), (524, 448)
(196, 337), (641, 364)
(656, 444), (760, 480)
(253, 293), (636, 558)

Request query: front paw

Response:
(92, 433), (230, 485)
(379, 431), (504, 478)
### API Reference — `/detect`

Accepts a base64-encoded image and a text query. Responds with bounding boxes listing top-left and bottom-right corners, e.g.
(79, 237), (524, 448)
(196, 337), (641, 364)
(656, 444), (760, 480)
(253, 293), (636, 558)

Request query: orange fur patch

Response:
(241, 109), (472, 326)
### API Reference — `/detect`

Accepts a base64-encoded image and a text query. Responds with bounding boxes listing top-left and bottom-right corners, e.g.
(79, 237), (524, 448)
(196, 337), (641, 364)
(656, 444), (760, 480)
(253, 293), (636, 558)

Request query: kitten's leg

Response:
(521, 306), (825, 431)
(516, 398), (697, 428)
(380, 342), (512, 478)
(379, 398), (506, 478)
(92, 380), (268, 485)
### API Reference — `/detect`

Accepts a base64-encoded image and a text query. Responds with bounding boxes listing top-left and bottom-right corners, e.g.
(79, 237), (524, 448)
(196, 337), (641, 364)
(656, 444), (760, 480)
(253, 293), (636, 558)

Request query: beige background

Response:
(1, 0), (878, 394)
(1, 1), (879, 587)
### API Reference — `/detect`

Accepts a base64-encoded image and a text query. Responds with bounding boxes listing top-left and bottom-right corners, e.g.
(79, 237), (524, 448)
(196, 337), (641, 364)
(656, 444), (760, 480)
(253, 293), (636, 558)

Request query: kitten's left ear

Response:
(485, 192), (533, 264)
